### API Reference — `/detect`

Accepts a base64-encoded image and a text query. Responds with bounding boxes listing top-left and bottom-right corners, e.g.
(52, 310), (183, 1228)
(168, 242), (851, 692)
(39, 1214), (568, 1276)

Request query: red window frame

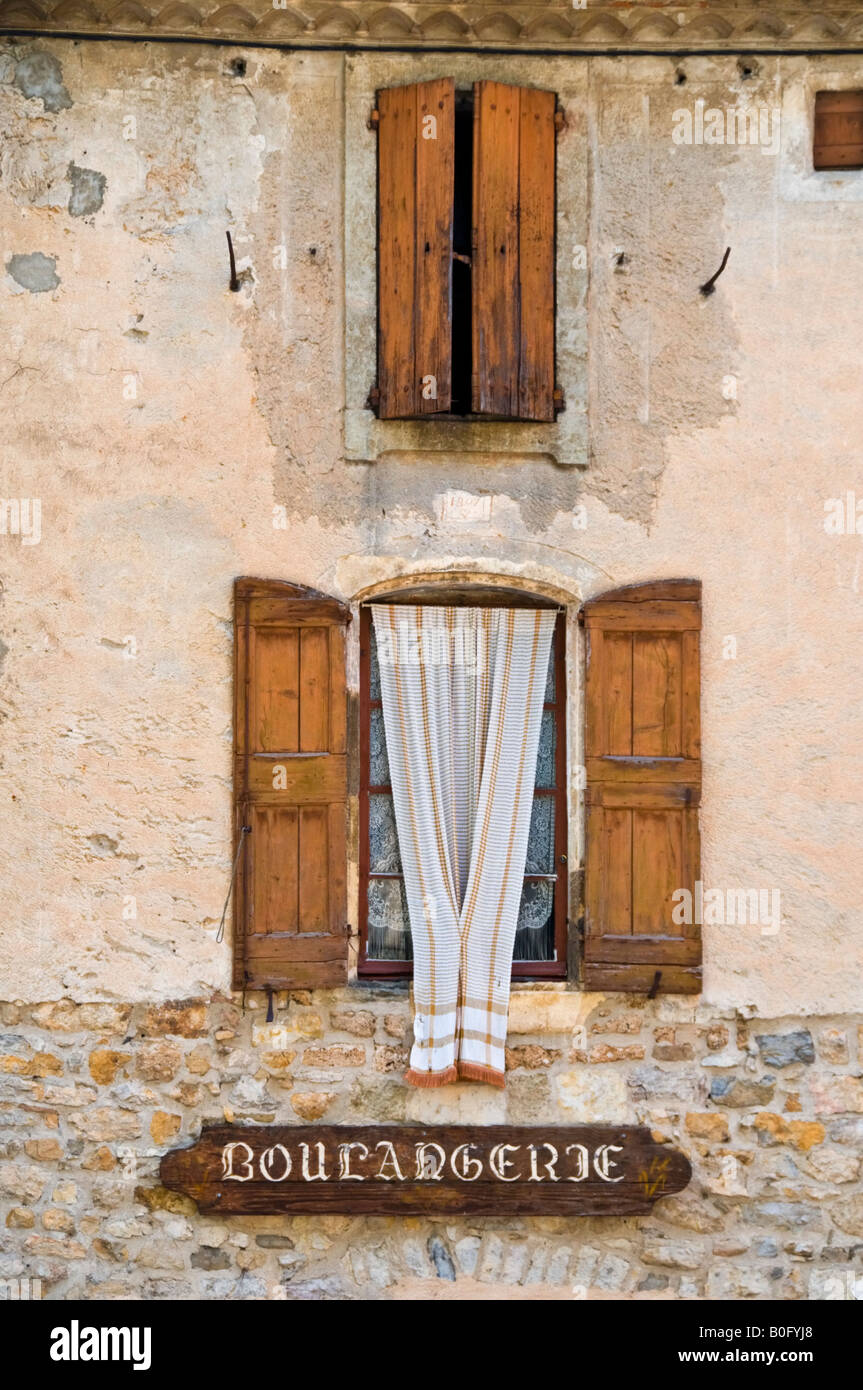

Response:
(357, 602), (567, 979)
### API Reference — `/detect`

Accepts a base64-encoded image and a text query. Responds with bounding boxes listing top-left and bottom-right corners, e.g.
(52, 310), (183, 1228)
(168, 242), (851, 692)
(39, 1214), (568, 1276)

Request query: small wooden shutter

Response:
(814, 90), (863, 169)
(233, 578), (350, 990)
(376, 78), (455, 419)
(472, 81), (556, 422)
(581, 580), (702, 995)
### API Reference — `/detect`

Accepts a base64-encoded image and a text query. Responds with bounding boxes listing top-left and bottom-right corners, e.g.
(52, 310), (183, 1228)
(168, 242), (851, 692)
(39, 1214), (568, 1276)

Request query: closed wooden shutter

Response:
(376, 78), (455, 419)
(233, 578), (350, 990)
(581, 580), (702, 995)
(472, 81), (556, 422)
(814, 90), (863, 169)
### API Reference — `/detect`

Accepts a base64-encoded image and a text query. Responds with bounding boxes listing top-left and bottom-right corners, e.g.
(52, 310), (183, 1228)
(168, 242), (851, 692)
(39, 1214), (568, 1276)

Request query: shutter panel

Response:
(472, 81), (556, 422)
(582, 580), (702, 995)
(814, 90), (863, 169)
(376, 78), (455, 419)
(233, 578), (350, 991)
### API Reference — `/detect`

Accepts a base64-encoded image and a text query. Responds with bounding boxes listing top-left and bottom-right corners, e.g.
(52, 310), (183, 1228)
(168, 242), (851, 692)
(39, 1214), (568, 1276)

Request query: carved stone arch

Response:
(255, 6), (306, 35)
(473, 11), (522, 42)
(420, 8), (471, 40)
(367, 5), (417, 38)
(156, 1), (203, 28)
(628, 12), (680, 41)
(205, 3), (255, 30)
(351, 567), (581, 611)
(522, 13), (574, 41)
(314, 4), (361, 37)
(52, 0), (98, 21)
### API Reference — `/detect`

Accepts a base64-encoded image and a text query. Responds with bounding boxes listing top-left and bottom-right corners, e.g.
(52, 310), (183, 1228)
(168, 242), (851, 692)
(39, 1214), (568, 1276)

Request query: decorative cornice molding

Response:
(3, 2), (863, 53)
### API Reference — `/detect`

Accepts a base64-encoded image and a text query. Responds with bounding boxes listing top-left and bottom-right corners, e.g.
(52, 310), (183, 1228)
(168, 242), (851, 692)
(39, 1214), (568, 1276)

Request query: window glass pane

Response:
(524, 796), (555, 875)
(364, 608), (563, 975)
(370, 625), (381, 701)
(367, 878), (412, 960)
(369, 794), (402, 874)
(544, 636), (555, 703)
(534, 709), (556, 789)
(369, 707), (390, 786)
(512, 880), (555, 961)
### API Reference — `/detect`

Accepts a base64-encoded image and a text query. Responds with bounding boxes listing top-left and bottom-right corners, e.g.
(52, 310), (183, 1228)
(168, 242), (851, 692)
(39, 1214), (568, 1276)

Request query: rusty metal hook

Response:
(226, 230), (240, 292)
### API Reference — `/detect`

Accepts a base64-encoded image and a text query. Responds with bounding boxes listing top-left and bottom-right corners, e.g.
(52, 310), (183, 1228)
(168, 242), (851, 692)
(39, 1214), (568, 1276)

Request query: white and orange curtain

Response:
(371, 605), (555, 1089)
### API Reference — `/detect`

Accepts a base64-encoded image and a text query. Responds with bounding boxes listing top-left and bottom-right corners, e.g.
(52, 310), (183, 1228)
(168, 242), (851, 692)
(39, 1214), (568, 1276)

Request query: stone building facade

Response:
(1, 4), (862, 1299)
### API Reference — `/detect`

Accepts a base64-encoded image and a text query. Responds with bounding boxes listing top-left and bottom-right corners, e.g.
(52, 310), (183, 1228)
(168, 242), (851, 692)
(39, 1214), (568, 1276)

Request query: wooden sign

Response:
(160, 1125), (691, 1216)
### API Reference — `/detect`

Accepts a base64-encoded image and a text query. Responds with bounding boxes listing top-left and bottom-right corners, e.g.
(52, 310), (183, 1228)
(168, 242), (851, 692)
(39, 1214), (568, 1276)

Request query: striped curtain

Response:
(371, 605), (556, 1088)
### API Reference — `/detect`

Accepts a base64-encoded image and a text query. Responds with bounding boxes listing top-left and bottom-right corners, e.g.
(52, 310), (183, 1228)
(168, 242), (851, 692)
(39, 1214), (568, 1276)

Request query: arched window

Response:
(357, 585), (568, 979)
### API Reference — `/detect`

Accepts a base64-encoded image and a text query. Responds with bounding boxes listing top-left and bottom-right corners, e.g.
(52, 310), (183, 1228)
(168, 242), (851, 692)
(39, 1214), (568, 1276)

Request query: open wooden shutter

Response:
(472, 81), (557, 422)
(581, 580), (702, 995)
(376, 78), (455, 419)
(233, 578), (350, 990)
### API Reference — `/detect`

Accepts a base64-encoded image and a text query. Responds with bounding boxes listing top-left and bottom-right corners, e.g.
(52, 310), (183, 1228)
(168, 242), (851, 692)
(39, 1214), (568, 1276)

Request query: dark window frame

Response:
(357, 596), (568, 980)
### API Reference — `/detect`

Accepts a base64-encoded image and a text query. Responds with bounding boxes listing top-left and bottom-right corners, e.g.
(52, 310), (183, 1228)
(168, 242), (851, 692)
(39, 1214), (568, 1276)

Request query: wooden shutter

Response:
(581, 580), (702, 995)
(814, 90), (863, 169)
(472, 81), (556, 422)
(376, 78), (455, 419)
(233, 578), (350, 990)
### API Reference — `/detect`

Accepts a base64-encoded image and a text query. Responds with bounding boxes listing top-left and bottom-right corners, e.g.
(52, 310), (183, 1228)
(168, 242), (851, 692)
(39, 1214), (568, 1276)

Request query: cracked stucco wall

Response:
(0, 38), (862, 1014)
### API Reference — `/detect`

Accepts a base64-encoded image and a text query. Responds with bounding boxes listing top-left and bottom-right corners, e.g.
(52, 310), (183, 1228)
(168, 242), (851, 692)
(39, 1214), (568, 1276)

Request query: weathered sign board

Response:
(161, 1125), (691, 1216)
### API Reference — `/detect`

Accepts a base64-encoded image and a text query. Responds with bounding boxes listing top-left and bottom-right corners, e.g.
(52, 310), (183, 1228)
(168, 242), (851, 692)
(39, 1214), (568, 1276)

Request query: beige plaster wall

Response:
(1, 38), (861, 1015)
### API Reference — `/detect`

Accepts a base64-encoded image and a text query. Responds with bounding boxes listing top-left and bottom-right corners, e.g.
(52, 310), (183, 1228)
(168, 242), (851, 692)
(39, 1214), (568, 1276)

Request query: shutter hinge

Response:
(577, 606), (586, 626)
(367, 386), (380, 413)
(343, 923), (356, 940)
(368, 108), (380, 131)
(648, 970), (663, 1000)
(553, 386), (565, 413)
(554, 107), (566, 134)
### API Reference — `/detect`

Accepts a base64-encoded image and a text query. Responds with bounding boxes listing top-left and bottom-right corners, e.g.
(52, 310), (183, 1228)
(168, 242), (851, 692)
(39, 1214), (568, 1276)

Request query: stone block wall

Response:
(2, 992), (862, 1300)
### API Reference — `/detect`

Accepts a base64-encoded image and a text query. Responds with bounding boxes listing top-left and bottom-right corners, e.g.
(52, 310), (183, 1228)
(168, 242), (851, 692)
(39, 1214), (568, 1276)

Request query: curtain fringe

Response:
(456, 1061), (506, 1089)
(404, 1063), (506, 1089)
(405, 1065), (459, 1089)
